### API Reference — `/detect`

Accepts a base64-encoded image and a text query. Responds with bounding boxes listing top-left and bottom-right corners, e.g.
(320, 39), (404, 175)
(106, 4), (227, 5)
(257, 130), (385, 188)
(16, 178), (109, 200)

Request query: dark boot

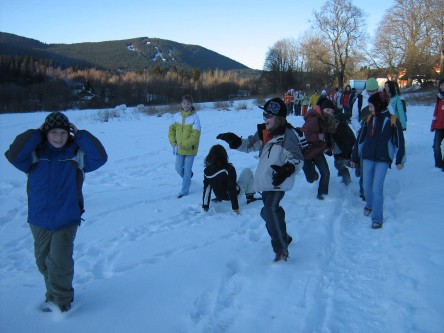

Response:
(246, 193), (261, 204)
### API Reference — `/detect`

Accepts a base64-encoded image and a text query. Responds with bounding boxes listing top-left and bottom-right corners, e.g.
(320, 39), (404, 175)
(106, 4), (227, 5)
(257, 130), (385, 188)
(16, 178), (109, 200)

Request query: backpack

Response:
(366, 114), (397, 139)
(293, 127), (310, 152)
(286, 123), (310, 153)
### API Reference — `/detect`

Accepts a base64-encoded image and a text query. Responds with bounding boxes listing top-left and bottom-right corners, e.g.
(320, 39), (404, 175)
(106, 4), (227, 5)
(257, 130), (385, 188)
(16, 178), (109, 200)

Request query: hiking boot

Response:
(316, 194), (324, 200)
(246, 193), (261, 204)
(371, 222), (382, 229)
(363, 207), (372, 216)
(41, 300), (55, 313)
(59, 303), (71, 313)
(273, 252), (288, 262)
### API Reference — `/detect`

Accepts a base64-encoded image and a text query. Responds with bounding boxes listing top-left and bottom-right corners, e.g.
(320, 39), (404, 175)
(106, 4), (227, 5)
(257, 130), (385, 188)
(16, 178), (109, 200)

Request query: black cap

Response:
(258, 98), (287, 118)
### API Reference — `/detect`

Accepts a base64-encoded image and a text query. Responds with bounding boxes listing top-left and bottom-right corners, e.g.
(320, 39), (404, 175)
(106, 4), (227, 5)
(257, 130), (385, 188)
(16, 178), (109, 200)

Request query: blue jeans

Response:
(175, 154), (195, 196)
(303, 153), (330, 196)
(363, 159), (389, 224)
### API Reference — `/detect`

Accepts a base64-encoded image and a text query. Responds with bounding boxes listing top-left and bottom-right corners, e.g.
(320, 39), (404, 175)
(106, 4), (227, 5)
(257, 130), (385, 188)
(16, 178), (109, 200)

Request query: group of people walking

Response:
(4, 78), (444, 312)
(284, 89), (310, 116)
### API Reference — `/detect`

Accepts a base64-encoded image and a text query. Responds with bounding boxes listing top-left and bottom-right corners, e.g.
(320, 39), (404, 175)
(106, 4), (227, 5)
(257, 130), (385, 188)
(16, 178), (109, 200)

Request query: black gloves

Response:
(271, 163), (295, 186)
(216, 132), (242, 149)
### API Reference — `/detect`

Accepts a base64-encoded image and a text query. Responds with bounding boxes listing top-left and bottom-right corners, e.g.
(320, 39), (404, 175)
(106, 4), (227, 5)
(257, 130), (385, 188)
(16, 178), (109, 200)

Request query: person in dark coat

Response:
(431, 78), (444, 170)
(350, 91), (405, 229)
(301, 100), (331, 200)
(322, 99), (356, 185)
(202, 144), (258, 214)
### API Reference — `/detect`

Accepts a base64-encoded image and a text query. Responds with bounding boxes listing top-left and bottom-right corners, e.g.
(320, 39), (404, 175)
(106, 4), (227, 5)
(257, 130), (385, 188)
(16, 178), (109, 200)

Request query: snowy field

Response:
(0, 100), (443, 333)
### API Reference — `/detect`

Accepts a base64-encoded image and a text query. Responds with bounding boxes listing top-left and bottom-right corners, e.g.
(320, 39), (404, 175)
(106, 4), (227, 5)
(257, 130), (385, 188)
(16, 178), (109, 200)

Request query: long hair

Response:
(321, 110), (338, 133)
(204, 144), (228, 168)
(385, 80), (397, 97)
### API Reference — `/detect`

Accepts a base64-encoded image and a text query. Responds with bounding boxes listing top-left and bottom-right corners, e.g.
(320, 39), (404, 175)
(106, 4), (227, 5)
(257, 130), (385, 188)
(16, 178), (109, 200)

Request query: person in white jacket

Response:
(217, 98), (303, 262)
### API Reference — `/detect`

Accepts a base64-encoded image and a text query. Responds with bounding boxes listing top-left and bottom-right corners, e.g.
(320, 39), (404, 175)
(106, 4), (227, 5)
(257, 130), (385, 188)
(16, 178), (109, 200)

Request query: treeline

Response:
(0, 55), (263, 113)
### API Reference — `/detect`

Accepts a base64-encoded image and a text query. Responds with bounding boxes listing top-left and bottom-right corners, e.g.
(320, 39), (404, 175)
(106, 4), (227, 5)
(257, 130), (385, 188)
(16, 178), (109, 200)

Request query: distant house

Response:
(76, 90), (95, 101)
(67, 81), (84, 95)
(69, 85), (96, 108)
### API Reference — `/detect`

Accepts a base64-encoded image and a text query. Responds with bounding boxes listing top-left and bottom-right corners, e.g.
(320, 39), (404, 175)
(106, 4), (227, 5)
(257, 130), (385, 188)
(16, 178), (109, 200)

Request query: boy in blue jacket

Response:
(5, 112), (108, 312)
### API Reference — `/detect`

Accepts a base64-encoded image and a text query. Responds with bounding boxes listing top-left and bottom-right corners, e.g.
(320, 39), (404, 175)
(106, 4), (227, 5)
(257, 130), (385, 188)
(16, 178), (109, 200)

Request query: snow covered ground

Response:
(0, 100), (443, 333)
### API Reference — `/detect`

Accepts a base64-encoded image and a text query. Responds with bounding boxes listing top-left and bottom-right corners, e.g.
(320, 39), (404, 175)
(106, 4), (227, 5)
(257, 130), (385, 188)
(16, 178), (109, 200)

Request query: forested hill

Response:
(0, 32), (250, 71)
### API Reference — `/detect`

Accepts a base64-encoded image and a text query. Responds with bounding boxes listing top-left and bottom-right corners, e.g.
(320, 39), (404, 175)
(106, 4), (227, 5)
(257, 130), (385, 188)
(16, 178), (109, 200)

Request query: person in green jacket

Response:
(301, 92), (310, 116)
(309, 90), (320, 109)
(385, 80), (407, 131)
(168, 94), (201, 198)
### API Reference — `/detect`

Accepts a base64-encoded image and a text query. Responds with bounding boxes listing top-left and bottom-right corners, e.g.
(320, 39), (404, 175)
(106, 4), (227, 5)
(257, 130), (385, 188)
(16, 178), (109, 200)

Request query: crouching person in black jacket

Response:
(202, 144), (259, 214)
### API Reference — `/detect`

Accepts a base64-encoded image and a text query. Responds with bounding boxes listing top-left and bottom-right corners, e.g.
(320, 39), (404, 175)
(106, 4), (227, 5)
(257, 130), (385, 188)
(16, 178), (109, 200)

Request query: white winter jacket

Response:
(236, 124), (303, 192)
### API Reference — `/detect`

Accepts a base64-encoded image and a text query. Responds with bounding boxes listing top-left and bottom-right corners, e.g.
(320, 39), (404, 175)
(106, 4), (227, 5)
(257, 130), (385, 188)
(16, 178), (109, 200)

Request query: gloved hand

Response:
(271, 163), (295, 186)
(216, 132), (242, 149)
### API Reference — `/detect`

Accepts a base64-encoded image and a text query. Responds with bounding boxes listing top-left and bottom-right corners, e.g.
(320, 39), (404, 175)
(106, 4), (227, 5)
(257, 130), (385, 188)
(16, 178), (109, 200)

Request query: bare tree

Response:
(311, 0), (367, 88)
(298, 32), (335, 88)
(373, 0), (442, 84)
(427, 0), (444, 79)
(263, 38), (299, 92)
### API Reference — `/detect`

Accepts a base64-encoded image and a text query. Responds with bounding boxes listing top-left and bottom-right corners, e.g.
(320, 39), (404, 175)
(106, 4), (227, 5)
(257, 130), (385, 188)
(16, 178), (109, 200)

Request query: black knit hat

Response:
(258, 98), (287, 118)
(368, 91), (390, 114)
(43, 112), (70, 133)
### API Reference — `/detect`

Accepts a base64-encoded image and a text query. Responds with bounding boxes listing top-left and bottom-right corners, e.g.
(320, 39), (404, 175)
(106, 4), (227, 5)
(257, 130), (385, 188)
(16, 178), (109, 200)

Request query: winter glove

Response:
(216, 132), (242, 149)
(271, 163), (295, 187)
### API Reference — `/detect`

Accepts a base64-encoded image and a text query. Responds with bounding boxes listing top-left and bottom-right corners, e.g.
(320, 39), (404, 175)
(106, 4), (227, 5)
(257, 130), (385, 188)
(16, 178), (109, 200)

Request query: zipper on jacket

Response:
(266, 136), (284, 158)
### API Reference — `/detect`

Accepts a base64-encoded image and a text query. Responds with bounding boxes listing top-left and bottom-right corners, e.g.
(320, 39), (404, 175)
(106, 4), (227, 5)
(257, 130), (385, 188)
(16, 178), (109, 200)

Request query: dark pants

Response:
(260, 191), (291, 255)
(433, 129), (444, 168)
(334, 155), (351, 184)
(344, 106), (351, 122)
(286, 103), (294, 115)
(354, 155), (364, 197)
(303, 153), (330, 196)
(30, 224), (77, 307)
(294, 103), (301, 116)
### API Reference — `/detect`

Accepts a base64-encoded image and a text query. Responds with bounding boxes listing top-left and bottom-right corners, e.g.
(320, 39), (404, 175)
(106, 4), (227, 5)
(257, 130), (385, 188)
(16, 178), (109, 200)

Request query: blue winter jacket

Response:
(5, 129), (108, 231)
(351, 110), (406, 167)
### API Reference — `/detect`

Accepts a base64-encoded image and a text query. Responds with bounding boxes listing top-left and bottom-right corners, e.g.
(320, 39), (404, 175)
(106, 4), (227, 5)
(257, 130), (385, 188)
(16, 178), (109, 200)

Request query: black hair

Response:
(385, 80), (397, 97)
(204, 144), (228, 168)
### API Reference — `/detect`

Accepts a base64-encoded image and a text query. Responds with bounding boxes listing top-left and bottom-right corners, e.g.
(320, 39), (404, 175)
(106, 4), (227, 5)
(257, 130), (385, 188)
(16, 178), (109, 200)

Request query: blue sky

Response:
(0, 0), (393, 70)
